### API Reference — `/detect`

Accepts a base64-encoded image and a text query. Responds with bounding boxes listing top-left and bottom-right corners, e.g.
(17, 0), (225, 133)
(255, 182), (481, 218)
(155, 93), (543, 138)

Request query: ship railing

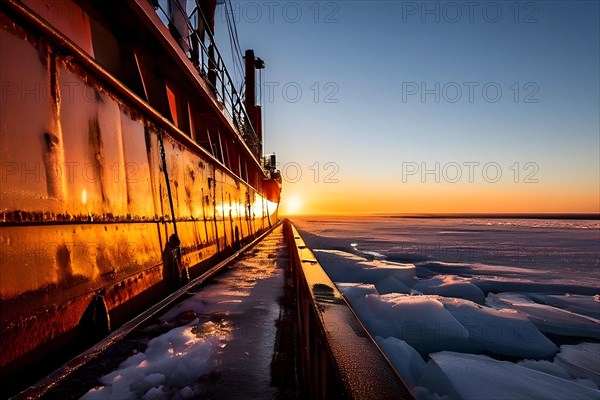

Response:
(150, 0), (261, 160)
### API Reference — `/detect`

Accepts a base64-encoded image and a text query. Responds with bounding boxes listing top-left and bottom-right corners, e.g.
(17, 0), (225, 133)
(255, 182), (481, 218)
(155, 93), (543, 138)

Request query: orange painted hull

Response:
(0, 0), (280, 385)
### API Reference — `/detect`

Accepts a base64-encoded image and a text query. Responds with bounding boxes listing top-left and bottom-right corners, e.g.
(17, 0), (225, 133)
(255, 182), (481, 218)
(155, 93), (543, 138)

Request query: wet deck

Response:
(178, 225), (296, 399)
(34, 225), (297, 399)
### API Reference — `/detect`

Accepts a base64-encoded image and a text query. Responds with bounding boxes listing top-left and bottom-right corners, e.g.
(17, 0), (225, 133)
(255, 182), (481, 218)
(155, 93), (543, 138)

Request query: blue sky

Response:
(216, 1), (599, 213)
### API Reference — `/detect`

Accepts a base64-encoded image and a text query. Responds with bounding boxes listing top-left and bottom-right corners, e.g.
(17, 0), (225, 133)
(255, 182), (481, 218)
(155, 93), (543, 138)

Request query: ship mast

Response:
(244, 49), (265, 156)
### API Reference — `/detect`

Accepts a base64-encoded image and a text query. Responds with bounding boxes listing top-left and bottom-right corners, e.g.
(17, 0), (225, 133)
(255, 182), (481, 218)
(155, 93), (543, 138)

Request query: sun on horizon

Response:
(280, 194), (304, 215)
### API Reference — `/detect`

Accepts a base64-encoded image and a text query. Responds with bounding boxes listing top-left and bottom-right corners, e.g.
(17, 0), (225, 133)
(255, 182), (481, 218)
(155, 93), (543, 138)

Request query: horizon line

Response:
(284, 212), (600, 220)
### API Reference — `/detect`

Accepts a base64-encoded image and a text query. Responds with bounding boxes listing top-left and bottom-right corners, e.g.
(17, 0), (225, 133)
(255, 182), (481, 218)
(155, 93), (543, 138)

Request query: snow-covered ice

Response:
(375, 336), (426, 387)
(439, 296), (558, 359)
(312, 249), (416, 284)
(487, 293), (600, 339)
(528, 293), (600, 319)
(375, 276), (413, 295)
(418, 351), (600, 400)
(556, 342), (600, 386)
(81, 322), (224, 400)
(361, 293), (471, 354)
(342, 287), (558, 359)
(413, 276), (485, 304)
(294, 216), (600, 400)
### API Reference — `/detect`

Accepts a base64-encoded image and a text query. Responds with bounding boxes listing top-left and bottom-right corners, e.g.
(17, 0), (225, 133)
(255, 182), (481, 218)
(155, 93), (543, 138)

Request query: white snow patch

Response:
(81, 320), (226, 400)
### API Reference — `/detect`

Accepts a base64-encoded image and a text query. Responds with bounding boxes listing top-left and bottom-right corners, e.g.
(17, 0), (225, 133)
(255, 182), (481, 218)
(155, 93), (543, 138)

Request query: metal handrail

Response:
(150, 0), (261, 158)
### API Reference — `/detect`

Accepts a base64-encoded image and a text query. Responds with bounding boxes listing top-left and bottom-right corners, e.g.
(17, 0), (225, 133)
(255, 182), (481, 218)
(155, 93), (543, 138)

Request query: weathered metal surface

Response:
(286, 222), (414, 400)
(0, 0), (280, 388)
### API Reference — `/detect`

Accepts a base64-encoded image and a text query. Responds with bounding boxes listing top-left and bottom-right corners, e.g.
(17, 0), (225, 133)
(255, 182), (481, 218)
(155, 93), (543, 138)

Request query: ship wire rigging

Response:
(224, 0), (245, 94)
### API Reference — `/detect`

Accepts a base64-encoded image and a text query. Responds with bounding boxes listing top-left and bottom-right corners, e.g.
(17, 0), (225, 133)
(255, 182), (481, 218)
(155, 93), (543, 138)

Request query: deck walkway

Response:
(35, 225), (297, 399)
(181, 225), (296, 399)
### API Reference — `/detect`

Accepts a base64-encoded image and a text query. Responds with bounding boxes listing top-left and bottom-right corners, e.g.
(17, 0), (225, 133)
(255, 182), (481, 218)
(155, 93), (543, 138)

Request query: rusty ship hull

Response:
(0, 0), (281, 388)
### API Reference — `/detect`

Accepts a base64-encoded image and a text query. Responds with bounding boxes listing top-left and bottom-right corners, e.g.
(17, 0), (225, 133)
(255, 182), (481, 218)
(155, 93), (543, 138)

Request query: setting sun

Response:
(281, 194), (304, 215)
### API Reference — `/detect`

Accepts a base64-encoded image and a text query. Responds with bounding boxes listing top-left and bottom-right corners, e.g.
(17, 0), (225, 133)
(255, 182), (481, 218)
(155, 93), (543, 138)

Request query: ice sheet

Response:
(487, 293), (600, 339)
(419, 351), (600, 400)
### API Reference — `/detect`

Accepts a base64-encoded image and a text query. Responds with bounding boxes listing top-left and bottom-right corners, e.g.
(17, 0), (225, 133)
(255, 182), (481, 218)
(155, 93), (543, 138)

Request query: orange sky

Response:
(279, 180), (600, 216)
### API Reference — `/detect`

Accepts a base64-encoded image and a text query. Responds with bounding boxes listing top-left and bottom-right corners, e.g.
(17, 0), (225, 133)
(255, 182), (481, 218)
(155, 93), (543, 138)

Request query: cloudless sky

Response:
(216, 0), (599, 215)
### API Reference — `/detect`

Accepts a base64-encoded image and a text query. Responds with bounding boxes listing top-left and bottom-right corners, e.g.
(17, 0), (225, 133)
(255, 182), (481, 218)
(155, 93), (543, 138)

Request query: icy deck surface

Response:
(81, 226), (293, 400)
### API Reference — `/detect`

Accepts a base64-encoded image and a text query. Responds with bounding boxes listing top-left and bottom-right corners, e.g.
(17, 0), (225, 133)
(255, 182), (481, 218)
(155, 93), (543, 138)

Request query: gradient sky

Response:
(216, 1), (599, 215)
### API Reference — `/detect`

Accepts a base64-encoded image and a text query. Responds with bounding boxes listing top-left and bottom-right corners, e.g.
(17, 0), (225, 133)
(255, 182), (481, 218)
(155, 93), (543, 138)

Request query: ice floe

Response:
(413, 275), (485, 304)
(418, 351), (600, 400)
(487, 293), (600, 339)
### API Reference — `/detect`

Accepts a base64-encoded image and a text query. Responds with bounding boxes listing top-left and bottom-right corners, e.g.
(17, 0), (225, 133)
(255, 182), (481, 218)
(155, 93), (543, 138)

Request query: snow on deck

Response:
(82, 226), (291, 400)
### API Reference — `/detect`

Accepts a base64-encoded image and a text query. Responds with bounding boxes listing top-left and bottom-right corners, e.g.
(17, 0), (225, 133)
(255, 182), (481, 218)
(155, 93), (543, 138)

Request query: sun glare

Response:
(283, 195), (303, 215)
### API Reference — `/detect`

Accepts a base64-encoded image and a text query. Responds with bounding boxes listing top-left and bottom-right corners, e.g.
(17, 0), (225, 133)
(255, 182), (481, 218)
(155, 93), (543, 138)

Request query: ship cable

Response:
(224, 6), (243, 85)
(158, 130), (178, 237)
(225, 0), (244, 69)
(158, 129), (188, 286)
(224, 0), (245, 92)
